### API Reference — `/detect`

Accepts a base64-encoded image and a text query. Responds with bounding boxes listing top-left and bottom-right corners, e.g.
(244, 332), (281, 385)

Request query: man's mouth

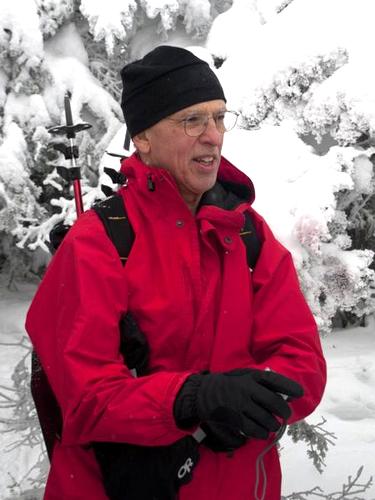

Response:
(193, 156), (216, 167)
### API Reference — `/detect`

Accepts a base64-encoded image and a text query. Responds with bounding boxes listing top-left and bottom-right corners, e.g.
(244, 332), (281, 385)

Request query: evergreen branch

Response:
(0, 337), (31, 349)
(0, 385), (18, 395)
(287, 418), (337, 473)
(276, 0), (296, 14)
(349, 193), (374, 222)
(282, 466), (373, 499)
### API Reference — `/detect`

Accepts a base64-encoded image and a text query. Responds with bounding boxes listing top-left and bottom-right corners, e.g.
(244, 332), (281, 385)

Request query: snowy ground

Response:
(282, 319), (375, 498)
(0, 282), (375, 499)
(0, 282), (43, 500)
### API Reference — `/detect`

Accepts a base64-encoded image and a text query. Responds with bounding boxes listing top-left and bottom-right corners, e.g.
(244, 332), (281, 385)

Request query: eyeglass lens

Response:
(185, 112), (238, 136)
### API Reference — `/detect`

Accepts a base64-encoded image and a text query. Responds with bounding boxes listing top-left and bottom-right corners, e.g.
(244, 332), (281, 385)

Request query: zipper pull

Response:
(147, 173), (155, 191)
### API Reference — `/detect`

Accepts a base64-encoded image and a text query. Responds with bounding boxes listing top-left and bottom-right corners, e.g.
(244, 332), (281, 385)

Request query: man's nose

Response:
(199, 117), (223, 146)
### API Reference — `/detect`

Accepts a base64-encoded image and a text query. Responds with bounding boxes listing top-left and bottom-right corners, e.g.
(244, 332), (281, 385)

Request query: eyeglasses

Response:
(166, 110), (239, 137)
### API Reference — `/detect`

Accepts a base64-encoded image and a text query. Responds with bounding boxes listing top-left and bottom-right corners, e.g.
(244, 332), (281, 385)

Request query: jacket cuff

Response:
(173, 374), (202, 429)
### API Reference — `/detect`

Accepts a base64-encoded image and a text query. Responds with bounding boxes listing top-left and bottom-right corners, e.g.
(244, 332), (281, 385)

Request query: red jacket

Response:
(26, 154), (326, 499)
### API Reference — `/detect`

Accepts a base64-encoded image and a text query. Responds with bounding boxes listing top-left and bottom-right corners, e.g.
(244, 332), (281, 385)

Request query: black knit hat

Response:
(120, 45), (226, 137)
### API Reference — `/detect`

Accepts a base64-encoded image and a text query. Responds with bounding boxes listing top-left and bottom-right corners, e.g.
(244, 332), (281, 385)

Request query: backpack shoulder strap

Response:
(240, 210), (261, 270)
(92, 195), (134, 266)
(92, 194), (260, 271)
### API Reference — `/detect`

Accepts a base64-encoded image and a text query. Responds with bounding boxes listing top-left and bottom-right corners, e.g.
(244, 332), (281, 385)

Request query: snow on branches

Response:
(80, 0), (215, 56)
(0, 1), (50, 95)
(35, 0), (75, 40)
(223, 124), (375, 334)
(0, 0), (229, 278)
(0, 123), (45, 235)
(79, 0), (138, 55)
(1, 0), (374, 330)
(303, 62), (375, 146)
(237, 48), (349, 131)
(216, 0), (375, 331)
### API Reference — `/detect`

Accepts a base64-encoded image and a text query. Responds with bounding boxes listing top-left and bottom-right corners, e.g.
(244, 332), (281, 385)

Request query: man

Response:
(26, 46), (326, 499)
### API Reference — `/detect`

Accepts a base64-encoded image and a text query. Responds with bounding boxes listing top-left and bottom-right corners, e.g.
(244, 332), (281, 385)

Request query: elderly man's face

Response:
(134, 99), (225, 211)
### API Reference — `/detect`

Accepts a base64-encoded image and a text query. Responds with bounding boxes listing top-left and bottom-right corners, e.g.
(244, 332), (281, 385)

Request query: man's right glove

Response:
(119, 312), (150, 376)
(94, 435), (200, 500)
(93, 313), (200, 499)
(174, 368), (304, 452)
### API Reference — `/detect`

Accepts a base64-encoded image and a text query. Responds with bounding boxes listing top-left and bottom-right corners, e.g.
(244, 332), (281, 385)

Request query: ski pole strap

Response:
(254, 421), (287, 500)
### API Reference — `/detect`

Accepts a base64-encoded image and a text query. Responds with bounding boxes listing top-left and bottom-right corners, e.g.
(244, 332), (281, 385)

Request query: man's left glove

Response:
(94, 435), (200, 500)
(173, 369), (303, 452)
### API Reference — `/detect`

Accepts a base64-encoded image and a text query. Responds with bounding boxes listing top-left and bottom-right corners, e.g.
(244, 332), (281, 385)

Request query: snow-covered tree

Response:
(1, 0), (375, 329)
(0, 0), (231, 493)
(0, 1), (117, 279)
(0, 0), (231, 283)
(211, 0), (375, 332)
(2, 0), (375, 496)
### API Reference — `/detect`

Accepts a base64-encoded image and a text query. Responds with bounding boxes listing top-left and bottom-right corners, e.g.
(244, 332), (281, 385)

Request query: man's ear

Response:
(132, 131), (151, 154)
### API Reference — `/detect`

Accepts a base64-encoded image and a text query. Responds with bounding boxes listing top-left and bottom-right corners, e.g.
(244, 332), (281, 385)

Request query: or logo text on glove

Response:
(178, 457), (194, 479)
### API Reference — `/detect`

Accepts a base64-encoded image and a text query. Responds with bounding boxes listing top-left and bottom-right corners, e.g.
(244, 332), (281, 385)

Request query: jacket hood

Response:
(120, 153), (255, 211)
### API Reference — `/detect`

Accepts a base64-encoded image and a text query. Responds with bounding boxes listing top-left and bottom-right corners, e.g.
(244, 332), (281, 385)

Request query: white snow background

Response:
(1, 0), (375, 498)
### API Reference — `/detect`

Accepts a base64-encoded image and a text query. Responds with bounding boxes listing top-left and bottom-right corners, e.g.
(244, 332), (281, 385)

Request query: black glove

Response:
(119, 312), (150, 376)
(48, 222), (70, 254)
(174, 369), (303, 452)
(94, 435), (200, 500)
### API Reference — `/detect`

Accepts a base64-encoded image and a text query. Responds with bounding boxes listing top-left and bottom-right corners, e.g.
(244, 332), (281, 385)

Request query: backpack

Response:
(30, 189), (262, 460)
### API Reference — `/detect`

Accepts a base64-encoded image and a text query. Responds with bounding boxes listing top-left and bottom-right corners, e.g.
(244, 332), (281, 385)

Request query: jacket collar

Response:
(200, 157), (255, 211)
(217, 156), (255, 206)
(120, 153), (255, 213)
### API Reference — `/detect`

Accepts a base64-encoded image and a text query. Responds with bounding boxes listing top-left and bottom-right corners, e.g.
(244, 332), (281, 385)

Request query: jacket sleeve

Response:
(249, 210), (327, 423)
(25, 210), (192, 447)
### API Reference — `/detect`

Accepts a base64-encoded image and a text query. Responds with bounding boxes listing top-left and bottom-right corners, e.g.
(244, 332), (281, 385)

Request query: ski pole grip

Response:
(64, 92), (75, 137)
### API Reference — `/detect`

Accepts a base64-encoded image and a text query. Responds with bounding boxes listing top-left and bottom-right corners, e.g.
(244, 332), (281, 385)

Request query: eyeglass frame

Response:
(164, 110), (239, 137)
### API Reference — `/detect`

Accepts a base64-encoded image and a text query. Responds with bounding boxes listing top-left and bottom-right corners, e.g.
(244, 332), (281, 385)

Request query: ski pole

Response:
(48, 92), (92, 219)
